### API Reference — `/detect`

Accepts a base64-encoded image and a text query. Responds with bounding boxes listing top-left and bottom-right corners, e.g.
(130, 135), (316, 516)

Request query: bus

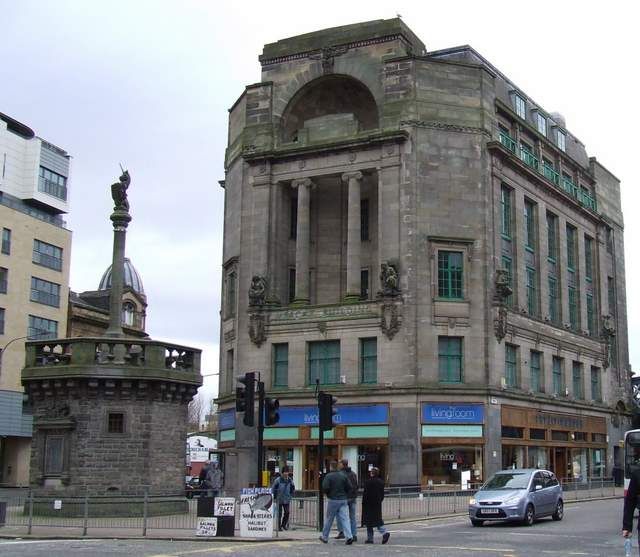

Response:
(624, 429), (640, 495)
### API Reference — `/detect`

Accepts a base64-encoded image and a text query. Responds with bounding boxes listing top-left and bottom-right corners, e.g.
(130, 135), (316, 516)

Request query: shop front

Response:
(501, 406), (607, 482)
(263, 403), (390, 490)
(421, 403), (485, 489)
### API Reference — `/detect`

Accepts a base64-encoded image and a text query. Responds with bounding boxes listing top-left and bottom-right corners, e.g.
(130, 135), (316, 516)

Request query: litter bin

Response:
(0, 501), (6, 527)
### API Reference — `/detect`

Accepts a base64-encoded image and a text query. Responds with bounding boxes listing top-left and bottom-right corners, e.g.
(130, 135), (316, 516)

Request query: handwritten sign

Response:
(239, 488), (273, 538)
(214, 497), (236, 517)
(196, 517), (218, 537)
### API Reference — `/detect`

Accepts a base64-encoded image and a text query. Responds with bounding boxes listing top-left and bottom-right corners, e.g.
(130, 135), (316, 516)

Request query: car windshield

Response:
(482, 472), (531, 490)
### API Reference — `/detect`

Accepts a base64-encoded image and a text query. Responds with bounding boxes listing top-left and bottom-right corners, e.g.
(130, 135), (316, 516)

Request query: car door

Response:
(544, 471), (561, 513)
(529, 472), (546, 514)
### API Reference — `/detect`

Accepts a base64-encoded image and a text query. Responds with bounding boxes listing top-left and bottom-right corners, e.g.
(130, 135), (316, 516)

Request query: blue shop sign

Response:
(218, 408), (236, 430)
(422, 404), (484, 424)
(278, 404), (388, 427)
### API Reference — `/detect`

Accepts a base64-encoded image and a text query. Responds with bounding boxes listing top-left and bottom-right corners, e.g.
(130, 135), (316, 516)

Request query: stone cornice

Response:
(400, 119), (490, 137)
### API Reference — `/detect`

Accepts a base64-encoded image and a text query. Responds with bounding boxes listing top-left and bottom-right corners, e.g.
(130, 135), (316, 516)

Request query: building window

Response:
(556, 130), (566, 152)
(501, 185), (512, 238)
(33, 239), (63, 271)
(290, 196), (297, 239)
(107, 413), (125, 434)
(572, 362), (584, 400)
(360, 338), (377, 384)
(530, 428), (546, 441)
(530, 350), (542, 393)
(360, 268), (369, 300)
(548, 276), (559, 324)
(552, 356), (563, 396)
(0, 267), (7, 294)
(536, 113), (547, 136)
(505, 344), (518, 388)
(361, 199), (369, 241)
(226, 349), (234, 393)
(272, 343), (289, 387)
(438, 337), (462, 383)
(0, 307), (4, 335)
(44, 434), (65, 476)
(437, 251), (463, 299)
(225, 270), (237, 318)
(288, 267), (296, 303)
(584, 236), (593, 282)
(586, 294), (595, 336)
(309, 340), (340, 385)
(591, 366), (602, 402)
(526, 267), (537, 316)
(501, 256), (513, 307)
(1, 228), (10, 255)
(524, 200), (536, 251)
(27, 315), (58, 340)
(514, 94), (526, 118)
(122, 301), (136, 326)
(547, 213), (557, 262)
(38, 166), (68, 200)
(30, 277), (61, 307)
(568, 287), (578, 331)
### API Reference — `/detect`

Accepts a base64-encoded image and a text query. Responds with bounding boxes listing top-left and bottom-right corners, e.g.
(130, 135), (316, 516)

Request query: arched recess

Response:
(280, 75), (379, 143)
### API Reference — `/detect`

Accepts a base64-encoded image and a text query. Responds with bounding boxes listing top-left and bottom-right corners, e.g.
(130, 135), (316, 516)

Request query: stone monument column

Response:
(343, 171), (362, 301)
(292, 177), (313, 305)
(106, 170), (132, 337)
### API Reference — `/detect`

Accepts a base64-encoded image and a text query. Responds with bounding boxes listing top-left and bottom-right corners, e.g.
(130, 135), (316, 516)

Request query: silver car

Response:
(468, 468), (563, 526)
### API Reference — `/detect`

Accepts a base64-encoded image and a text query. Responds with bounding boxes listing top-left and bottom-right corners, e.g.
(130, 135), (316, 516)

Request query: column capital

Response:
(291, 177), (313, 189)
(341, 170), (363, 183)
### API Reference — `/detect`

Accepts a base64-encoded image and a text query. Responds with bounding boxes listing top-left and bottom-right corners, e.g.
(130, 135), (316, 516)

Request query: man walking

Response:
(319, 460), (353, 544)
(272, 467), (295, 530)
(206, 461), (224, 498)
(336, 459), (358, 541)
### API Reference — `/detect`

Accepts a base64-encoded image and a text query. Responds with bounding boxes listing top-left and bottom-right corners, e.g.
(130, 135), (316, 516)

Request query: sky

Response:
(1, 1), (638, 407)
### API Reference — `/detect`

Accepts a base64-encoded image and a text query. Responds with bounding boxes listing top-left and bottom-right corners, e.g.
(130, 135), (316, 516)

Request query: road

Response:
(0, 498), (628, 556)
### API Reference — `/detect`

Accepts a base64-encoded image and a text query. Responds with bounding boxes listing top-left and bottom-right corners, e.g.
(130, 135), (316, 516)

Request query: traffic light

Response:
(265, 397), (280, 426)
(318, 392), (338, 431)
(236, 372), (256, 426)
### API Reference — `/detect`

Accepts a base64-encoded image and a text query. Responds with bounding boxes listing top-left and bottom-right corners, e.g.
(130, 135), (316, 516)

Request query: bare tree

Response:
(187, 392), (205, 431)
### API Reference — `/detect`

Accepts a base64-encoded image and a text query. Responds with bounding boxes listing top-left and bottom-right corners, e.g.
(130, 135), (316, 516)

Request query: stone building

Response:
(0, 111), (72, 487)
(215, 19), (630, 491)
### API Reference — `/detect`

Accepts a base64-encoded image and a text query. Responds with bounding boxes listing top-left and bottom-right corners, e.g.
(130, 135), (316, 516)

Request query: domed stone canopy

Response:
(98, 257), (144, 294)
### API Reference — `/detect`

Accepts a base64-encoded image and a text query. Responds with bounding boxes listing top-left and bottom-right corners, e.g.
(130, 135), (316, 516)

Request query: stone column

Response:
(342, 171), (362, 301)
(292, 178), (313, 305)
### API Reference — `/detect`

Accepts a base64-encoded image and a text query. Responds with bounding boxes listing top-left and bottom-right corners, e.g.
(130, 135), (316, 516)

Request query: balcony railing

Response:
(38, 177), (67, 201)
(495, 130), (598, 214)
(499, 131), (517, 153)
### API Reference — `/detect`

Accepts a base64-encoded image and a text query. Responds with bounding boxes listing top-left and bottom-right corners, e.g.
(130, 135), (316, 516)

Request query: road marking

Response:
(0, 539), (104, 545)
(147, 540), (316, 557)
(381, 543), (515, 552)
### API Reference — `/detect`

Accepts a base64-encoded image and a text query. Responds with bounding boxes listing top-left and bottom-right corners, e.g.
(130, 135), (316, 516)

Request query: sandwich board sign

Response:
(196, 517), (218, 537)
(239, 488), (274, 538)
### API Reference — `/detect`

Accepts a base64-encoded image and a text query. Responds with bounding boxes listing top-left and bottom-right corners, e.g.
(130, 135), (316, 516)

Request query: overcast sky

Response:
(1, 1), (638, 406)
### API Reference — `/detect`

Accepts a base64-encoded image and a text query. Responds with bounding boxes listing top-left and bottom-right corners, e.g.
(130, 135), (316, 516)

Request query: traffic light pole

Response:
(317, 419), (324, 531)
(257, 379), (265, 487)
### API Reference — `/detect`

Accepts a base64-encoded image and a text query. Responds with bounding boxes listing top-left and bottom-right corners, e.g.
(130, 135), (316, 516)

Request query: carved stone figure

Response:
(248, 312), (266, 347)
(379, 263), (399, 296)
(380, 301), (401, 340)
(601, 314), (616, 370)
(310, 45), (349, 74)
(111, 169), (130, 212)
(494, 306), (508, 343)
(494, 269), (513, 303)
(248, 275), (268, 307)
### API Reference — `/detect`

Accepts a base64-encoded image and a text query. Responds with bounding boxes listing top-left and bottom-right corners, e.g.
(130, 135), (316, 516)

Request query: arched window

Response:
(122, 301), (136, 327)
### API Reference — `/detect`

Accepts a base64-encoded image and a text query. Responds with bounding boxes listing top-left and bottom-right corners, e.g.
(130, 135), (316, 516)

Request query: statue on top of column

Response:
(379, 262), (399, 297)
(111, 168), (131, 212)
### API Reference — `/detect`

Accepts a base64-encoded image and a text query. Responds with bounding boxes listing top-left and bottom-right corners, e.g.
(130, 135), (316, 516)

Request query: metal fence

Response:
(0, 479), (619, 536)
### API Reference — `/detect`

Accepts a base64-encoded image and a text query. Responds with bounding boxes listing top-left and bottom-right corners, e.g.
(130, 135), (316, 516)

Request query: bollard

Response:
(453, 490), (457, 513)
(82, 492), (89, 536)
(27, 489), (33, 535)
(142, 487), (149, 537)
(397, 487), (402, 519)
(601, 477), (604, 498)
(426, 490), (431, 517)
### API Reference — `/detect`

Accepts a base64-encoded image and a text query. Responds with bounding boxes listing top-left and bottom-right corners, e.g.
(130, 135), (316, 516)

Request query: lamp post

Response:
(0, 333), (53, 376)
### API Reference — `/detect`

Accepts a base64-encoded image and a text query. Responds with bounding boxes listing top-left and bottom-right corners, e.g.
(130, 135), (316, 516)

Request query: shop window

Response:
(572, 449), (588, 483)
(272, 343), (289, 387)
(44, 434), (65, 476)
(502, 446), (525, 470)
(308, 340), (340, 385)
(422, 445), (483, 486)
(107, 413), (125, 434)
(530, 428), (545, 440)
(590, 448), (605, 478)
(505, 344), (518, 388)
(359, 338), (377, 384)
(438, 337), (462, 383)
(528, 447), (548, 469)
(501, 426), (524, 438)
(437, 251), (463, 299)
(551, 430), (569, 441)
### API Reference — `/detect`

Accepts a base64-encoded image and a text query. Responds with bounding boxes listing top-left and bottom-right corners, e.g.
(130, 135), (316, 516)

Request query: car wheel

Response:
(552, 500), (563, 521)
(471, 519), (483, 527)
(523, 504), (535, 526)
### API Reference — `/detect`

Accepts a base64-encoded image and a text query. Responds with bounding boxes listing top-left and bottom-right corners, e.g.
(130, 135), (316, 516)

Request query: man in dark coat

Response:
(361, 467), (390, 544)
(623, 467), (640, 549)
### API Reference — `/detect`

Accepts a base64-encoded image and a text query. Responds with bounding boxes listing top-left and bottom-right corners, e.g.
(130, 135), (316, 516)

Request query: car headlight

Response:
(503, 494), (521, 505)
(469, 498), (477, 505)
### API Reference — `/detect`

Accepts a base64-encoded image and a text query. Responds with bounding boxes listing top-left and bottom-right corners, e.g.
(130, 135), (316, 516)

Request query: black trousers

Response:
(279, 503), (290, 528)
